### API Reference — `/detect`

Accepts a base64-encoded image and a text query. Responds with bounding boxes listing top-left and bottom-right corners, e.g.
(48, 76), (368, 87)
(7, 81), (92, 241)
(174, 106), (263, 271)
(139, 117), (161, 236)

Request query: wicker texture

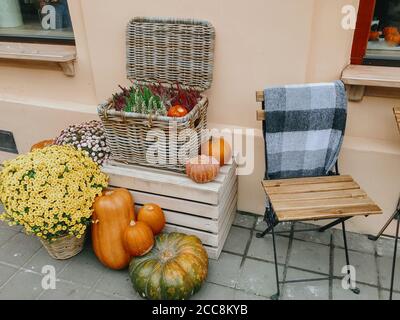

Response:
(41, 234), (86, 260)
(98, 96), (208, 172)
(98, 17), (215, 172)
(126, 17), (215, 91)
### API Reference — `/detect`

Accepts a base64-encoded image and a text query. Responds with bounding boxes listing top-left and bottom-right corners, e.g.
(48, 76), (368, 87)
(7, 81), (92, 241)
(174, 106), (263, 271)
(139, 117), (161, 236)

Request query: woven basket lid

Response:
(126, 17), (215, 92)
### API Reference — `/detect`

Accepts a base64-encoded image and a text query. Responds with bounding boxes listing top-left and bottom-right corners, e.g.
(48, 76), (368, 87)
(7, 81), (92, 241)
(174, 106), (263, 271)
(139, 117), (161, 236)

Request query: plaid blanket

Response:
(263, 81), (347, 179)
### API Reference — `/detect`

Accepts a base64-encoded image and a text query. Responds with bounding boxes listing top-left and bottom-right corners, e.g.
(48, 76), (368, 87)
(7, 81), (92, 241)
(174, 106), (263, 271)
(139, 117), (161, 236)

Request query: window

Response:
(352, 0), (400, 67)
(0, 0), (74, 44)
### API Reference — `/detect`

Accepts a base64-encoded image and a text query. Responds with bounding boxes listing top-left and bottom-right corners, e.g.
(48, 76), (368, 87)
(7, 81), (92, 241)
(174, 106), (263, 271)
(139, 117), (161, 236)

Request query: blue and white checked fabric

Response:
(263, 81), (347, 179)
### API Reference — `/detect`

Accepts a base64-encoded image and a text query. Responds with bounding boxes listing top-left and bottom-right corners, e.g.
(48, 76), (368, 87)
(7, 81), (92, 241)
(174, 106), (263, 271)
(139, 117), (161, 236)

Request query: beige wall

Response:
(1, 0), (399, 235)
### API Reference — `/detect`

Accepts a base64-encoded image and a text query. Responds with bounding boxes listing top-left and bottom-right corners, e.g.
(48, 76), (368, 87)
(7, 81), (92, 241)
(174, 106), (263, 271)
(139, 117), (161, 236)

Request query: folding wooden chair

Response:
(368, 107), (400, 300)
(256, 90), (383, 300)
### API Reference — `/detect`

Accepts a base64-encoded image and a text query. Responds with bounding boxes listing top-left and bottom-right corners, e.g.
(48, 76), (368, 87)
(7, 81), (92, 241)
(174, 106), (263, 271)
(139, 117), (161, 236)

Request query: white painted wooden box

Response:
(102, 161), (238, 260)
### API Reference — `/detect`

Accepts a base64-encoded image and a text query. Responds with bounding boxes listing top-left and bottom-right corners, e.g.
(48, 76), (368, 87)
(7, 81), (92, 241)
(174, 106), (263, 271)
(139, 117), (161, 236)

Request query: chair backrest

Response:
(256, 81), (347, 180)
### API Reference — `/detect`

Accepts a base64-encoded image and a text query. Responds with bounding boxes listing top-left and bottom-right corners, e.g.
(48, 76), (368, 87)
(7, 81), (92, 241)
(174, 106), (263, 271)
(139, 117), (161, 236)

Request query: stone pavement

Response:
(0, 208), (398, 300)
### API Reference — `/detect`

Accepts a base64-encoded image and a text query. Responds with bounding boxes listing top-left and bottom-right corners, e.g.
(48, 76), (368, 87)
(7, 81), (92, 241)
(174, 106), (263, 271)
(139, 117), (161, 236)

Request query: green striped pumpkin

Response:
(129, 233), (208, 300)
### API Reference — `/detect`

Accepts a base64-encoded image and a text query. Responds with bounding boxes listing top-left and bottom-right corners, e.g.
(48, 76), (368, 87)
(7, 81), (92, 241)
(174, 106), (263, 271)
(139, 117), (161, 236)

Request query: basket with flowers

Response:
(0, 145), (108, 260)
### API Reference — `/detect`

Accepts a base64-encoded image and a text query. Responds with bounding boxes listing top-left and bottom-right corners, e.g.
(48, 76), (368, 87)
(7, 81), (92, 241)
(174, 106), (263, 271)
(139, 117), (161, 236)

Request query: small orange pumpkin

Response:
(124, 220), (154, 257)
(201, 137), (232, 166)
(30, 139), (54, 152)
(383, 27), (399, 37)
(186, 155), (220, 184)
(137, 204), (166, 235)
(386, 33), (400, 46)
(168, 105), (189, 118)
(369, 31), (381, 41)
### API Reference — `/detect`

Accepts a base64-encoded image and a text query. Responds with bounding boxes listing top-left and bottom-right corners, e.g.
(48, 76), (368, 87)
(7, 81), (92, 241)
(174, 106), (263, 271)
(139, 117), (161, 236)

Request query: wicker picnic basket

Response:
(98, 17), (215, 172)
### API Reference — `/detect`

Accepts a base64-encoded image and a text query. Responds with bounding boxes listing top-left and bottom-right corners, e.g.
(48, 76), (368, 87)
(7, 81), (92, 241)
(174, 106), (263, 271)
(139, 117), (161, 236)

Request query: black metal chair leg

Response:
(389, 217), (400, 300)
(270, 223), (280, 300)
(342, 221), (360, 295)
(256, 225), (273, 238)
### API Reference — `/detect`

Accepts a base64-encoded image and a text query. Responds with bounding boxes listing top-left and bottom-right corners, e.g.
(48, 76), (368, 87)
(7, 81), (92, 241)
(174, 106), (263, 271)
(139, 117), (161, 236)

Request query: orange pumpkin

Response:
(92, 188), (135, 270)
(383, 27), (399, 37)
(30, 139), (54, 152)
(168, 105), (189, 118)
(137, 204), (166, 235)
(186, 155), (220, 184)
(386, 33), (400, 46)
(201, 137), (232, 166)
(124, 220), (154, 257)
(369, 31), (381, 41)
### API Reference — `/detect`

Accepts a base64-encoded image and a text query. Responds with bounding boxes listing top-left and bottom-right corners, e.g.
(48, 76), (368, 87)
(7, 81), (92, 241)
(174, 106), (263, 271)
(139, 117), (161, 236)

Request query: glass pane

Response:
(0, 0), (74, 42)
(366, 0), (400, 61)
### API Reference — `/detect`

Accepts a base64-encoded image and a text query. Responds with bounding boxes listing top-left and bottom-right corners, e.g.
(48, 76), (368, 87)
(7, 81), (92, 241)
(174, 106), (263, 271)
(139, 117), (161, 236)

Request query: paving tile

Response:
(0, 263), (18, 287)
(380, 289), (400, 300)
(233, 290), (269, 300)
(192, 282), (235, 300)
(237, 258), (283, 298)
(247, 233), (289, 264)
(87, 290), (129, 300)
(23, 247), (70, 274)
(376, 236), (400, 258)
(332, 280), (379, 300)
(289, 241), (330, 274)
(233, 212), (256, 229)
(334, 248), (378, 286)
(0, 233), (42, 267)
(39, 280), (90, 300)
(293, 223), (332, 246)
(207, 252), (242, 288)
(333, 229), (375, 255)
(0, 221), (23, 233)
(58, 248), (107, 287)
(377, 256), (400, 291)
(223, 227), (251, 255)
(255, 218), (292, 233)
(0, 228), (19, 247)
(282, 268), (329, 300)
(0, 270), (43, 300)
(0, 205), (22, 232)
(94, 268), (137, 299)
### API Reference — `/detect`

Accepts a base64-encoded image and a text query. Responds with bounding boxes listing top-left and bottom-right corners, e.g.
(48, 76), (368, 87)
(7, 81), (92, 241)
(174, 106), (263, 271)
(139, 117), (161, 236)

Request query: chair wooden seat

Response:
(263, 175), (382, 222)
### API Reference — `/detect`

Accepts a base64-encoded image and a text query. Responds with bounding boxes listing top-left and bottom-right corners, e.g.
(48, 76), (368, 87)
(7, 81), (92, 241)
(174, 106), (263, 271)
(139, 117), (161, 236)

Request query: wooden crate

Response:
(102, 161), (238, 260)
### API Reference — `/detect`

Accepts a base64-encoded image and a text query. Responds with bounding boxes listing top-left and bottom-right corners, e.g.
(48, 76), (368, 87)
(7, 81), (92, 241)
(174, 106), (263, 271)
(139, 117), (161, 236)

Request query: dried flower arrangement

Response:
(108, 83), (201, 117)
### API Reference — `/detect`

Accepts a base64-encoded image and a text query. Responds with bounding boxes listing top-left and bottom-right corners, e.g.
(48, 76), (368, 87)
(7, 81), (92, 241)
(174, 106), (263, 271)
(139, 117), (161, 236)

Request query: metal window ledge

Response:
(0, 42), (76, 77)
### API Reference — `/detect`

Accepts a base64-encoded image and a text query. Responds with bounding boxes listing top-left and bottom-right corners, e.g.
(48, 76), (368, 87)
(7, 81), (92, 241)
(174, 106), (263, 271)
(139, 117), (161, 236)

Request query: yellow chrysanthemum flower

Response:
(0, 145), (108, 241)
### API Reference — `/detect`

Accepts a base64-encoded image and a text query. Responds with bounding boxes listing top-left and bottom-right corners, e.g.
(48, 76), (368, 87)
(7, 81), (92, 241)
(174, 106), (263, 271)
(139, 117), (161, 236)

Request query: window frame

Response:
(351, 0), (400, 67)
(0, 0), (75, 46)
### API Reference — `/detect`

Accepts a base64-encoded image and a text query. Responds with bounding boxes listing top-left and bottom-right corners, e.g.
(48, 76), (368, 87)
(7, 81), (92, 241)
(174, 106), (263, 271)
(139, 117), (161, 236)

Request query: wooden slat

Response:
(103, 162), (238, 205)
(256, 91), (264, 102)
(273, 196), (374, 212)
(265, 181), (360, 195)
(276, 204), (382, 222)
(263, 175), (353, 188)
(269, 189), (367, 202)
(256, 110), (266, 121)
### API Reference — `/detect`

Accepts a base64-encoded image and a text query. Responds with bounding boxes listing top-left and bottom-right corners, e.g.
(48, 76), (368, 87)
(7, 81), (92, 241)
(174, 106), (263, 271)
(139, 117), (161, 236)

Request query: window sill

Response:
(0, 42), (76, 76)
(341, 65), (400, 102)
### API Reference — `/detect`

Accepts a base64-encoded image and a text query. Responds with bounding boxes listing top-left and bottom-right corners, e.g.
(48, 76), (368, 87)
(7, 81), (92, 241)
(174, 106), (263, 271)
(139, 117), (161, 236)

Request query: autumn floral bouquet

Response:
(0, 145), (108, 258)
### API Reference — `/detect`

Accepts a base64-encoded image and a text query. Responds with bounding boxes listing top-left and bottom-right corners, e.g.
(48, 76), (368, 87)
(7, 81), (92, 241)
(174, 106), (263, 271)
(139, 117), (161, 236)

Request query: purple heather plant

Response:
(55, 120), (110, 165)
